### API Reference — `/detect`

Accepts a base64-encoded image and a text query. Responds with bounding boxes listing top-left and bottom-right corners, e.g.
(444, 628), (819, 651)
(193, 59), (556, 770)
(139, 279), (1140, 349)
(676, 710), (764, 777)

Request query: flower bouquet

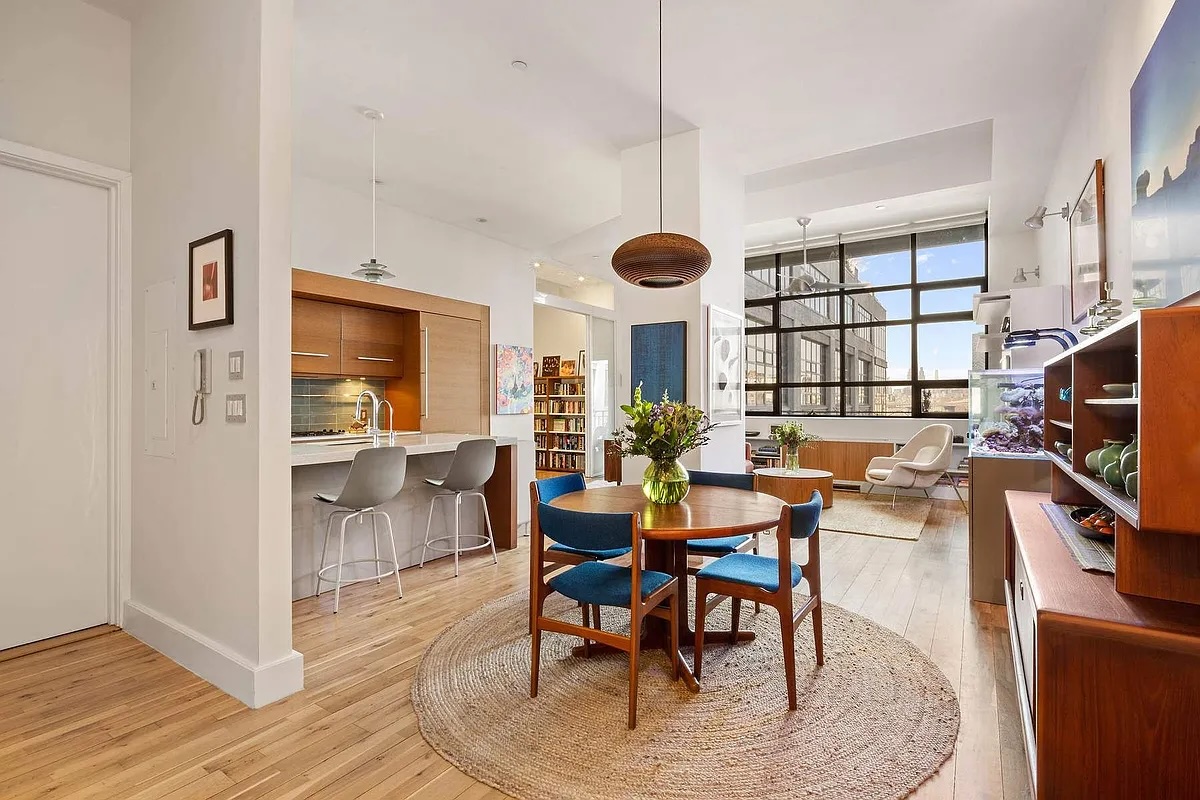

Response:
(614, 385), (715, 504)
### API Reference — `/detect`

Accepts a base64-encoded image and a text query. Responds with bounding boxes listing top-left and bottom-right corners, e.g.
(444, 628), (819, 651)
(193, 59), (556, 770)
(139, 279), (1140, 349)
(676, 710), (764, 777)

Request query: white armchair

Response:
(864, 424), (956, 507)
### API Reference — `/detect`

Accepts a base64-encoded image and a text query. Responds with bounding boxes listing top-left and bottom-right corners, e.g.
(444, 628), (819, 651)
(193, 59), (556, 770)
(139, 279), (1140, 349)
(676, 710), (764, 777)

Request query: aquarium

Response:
(968, 369), (1046, 457)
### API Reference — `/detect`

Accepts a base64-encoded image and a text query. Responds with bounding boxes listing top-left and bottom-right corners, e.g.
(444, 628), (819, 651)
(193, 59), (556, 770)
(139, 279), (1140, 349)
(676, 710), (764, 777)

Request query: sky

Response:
(1130, 0), (1200, 195)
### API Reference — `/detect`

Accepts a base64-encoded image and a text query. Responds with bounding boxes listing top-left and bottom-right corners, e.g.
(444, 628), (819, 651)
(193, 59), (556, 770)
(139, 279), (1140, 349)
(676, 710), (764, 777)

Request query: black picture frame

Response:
(188, 229), (234, 330)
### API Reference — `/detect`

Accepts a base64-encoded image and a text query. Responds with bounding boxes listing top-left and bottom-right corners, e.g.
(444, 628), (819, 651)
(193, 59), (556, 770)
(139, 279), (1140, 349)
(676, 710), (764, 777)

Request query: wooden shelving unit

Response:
(1041, 307), (1200, 603)
(534, 374), (586, 473)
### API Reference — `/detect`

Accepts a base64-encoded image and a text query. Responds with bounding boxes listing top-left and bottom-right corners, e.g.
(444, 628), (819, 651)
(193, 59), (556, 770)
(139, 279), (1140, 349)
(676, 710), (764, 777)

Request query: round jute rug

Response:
(412, 590), (959, 800)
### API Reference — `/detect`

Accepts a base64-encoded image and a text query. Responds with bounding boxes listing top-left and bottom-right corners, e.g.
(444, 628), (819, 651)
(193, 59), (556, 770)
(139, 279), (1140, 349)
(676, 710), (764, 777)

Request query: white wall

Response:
(127, 0), (300, 708)
(291, 174), (536, 522)
(1036, 0), (1177, 315)
(534, 305), (586, 361)
(0, 0), (131, 170)
(988, 228), (1039, 290)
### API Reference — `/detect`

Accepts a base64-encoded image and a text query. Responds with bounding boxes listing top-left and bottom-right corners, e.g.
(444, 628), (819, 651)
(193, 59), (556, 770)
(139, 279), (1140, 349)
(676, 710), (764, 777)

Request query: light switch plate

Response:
(225, 393), (247, 423)
(228, 350), (244, 381)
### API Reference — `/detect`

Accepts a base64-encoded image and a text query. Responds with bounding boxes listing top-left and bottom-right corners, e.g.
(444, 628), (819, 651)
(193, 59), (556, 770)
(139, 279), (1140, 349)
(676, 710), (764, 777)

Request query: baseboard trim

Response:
(122, 601), (303, 708)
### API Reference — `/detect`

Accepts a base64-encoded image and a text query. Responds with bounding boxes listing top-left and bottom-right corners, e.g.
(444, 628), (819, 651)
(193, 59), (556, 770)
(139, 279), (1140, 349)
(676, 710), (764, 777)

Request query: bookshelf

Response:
(534, 374), (586, 473)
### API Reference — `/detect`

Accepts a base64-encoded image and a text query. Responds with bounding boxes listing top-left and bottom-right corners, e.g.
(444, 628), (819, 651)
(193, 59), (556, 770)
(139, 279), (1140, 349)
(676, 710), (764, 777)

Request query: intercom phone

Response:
(192, 348), (211, 425)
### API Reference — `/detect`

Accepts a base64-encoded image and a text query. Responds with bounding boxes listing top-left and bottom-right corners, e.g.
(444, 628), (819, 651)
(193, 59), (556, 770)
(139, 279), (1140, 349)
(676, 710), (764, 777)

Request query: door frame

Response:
(0, 138), (132, 628)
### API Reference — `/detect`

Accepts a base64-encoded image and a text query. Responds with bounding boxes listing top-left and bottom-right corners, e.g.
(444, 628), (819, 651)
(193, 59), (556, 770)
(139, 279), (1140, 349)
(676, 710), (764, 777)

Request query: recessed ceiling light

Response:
(475, 217), (488, 223)
(510, 60), (528, 71)
(532, 261), (542, 268)
(875, 204), (887, 210)
(577, 276), (587, 283)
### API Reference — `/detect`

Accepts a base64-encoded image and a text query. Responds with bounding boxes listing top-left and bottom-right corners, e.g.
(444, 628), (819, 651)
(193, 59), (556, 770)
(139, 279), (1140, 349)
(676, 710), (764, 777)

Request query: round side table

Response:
(754, 467), (835, 509)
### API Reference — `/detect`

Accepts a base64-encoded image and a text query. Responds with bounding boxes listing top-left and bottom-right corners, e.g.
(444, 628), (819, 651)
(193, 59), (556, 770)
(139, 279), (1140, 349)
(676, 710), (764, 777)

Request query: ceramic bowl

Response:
(1102, 383), (1135, 398)
(1069, 506), (1114, 541)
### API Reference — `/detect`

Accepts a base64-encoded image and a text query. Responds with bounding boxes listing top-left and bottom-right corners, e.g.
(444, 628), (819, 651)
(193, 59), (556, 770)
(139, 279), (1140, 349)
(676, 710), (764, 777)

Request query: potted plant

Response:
(614, 386), (715, 504)
(770, 421), (820, 471)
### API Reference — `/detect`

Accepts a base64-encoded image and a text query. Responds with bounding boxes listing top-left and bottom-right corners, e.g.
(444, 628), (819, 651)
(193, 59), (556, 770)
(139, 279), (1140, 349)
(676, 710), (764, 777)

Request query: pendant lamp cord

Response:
(371, 114), (377, 260)
(658, 0), (663, 233)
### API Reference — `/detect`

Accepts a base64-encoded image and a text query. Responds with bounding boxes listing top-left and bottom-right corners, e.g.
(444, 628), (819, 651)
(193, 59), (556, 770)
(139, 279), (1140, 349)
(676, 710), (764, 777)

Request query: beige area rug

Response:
(819, 491), (934, 541)
(413, 590), (959, 800)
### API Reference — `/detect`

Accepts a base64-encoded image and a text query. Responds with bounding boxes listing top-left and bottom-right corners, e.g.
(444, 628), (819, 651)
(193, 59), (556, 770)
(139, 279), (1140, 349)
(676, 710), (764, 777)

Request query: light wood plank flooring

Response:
(0, 496), (1028, 799)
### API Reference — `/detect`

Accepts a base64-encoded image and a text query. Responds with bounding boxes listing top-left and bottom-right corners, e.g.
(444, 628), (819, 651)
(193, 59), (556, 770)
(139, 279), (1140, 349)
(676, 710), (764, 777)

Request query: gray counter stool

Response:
(315, 446), (408, 613)
(419, 438), (498, 577)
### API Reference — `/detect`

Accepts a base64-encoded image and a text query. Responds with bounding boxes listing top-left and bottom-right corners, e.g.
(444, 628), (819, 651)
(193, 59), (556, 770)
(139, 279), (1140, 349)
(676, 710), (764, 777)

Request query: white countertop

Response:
(291, 433), (519, 467)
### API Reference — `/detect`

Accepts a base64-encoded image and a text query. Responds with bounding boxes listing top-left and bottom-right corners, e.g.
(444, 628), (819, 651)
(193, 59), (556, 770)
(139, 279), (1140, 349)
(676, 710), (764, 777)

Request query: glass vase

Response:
(783, 446), (801, 471)
(642, 459), (690, 504)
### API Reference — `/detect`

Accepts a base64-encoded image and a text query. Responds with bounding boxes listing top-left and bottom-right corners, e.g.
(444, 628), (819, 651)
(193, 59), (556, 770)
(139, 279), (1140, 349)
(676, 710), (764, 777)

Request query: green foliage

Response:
(614, 385), (715, 463)
(770, 420), (820, 449)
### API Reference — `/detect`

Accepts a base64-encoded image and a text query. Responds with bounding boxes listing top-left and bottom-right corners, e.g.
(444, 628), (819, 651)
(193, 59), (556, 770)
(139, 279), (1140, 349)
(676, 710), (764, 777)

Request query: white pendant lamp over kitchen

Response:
(611, 0), (711, 289)
(352, 108), (395, 283)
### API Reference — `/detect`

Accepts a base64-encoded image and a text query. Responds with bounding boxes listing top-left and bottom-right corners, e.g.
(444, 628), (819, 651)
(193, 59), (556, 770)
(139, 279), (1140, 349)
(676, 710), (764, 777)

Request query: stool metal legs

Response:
(317, 507), (403, 613)
(419, 490), (499, 578)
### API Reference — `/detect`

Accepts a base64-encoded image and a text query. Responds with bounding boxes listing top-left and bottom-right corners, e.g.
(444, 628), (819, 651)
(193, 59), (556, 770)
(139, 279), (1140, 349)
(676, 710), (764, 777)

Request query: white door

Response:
(0, 163), (110, 650)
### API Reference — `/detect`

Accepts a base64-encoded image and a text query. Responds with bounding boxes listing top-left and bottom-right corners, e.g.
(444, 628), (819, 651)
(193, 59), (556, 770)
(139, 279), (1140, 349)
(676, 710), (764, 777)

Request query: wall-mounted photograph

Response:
(188, 229), (234, 330)
(1131, 0), (1200, 308)
(706, 305), (744, 422)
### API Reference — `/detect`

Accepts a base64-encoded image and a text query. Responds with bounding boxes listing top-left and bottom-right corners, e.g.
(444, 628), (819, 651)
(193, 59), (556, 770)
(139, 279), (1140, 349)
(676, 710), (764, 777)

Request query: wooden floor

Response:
(0, 495), (1029, 799)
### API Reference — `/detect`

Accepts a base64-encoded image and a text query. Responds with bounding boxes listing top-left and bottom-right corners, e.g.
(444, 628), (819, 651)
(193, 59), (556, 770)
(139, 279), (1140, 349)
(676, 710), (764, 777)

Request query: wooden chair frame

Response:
(694, 503), (823, 710)
(529, 499), (680, 729)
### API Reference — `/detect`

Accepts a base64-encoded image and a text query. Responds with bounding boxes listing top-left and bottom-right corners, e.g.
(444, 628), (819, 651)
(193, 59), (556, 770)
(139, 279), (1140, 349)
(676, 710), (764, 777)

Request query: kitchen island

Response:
(291, 433), (518, 600)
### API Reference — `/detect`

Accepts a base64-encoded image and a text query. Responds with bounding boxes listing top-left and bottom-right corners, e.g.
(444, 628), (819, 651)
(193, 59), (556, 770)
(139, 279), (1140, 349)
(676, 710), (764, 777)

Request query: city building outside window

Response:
(744, 224), (986, 417)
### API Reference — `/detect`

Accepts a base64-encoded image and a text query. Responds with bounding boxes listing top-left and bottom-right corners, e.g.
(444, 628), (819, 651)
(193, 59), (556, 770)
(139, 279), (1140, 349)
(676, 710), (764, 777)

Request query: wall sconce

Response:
(1024, 204), (1069, 229)
(1013, 266), (1041, 283)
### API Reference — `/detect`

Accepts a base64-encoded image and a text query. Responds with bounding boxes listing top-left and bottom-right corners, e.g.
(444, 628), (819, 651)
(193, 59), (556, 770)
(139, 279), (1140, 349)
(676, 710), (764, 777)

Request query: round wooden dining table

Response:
(548, 483), (786, 690)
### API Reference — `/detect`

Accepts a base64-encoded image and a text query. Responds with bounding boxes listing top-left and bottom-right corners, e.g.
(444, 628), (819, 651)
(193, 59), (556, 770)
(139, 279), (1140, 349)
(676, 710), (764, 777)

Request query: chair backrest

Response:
(532, 472), (586, 504)
(895, 423), (954, 466)
(688, 469), (754, 492)
(536, 502), (635, 554)
(439, 438), (497, 491)
(787, 490), (823, 539)
(332, 446), (408, 509)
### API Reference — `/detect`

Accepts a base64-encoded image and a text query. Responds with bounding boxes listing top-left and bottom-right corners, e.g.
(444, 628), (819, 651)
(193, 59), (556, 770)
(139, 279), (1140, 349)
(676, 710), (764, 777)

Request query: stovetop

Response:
(292, 429), (347, 438)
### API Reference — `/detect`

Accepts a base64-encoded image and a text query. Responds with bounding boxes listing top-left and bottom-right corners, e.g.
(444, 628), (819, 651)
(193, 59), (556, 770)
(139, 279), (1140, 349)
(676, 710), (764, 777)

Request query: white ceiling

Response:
(106, 0), (1113, 261)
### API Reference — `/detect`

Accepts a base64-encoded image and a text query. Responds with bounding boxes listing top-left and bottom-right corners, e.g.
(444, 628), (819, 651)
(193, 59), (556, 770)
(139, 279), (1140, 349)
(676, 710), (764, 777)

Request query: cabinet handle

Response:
(1019, 580), (1025, 601)
(291, 351), (329, 358)
(356, 356), (394, 362)
(421, 327), (429, 418)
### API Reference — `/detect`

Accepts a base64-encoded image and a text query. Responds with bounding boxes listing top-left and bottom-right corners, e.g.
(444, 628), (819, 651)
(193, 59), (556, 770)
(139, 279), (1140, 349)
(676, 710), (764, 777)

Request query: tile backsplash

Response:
(292, 377), (388, 433)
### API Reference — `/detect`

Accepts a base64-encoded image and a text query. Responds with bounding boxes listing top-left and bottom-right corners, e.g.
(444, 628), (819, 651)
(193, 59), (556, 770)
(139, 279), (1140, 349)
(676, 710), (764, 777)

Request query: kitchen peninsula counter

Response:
(291, 434), (518, 599)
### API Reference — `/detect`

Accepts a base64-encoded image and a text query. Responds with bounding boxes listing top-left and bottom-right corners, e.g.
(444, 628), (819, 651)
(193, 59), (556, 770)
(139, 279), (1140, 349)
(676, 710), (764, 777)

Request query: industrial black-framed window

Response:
(744, 223), (987, 418)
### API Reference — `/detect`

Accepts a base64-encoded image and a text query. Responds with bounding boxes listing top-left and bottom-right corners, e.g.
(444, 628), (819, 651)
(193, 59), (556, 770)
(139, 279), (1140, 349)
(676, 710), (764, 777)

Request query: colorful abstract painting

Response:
(495, 344), (534, 415)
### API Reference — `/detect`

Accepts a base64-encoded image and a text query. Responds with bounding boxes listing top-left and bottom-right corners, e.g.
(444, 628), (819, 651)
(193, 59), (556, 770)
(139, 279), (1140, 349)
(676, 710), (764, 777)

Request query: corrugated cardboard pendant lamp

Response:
(611, 0), (711, 289)
(352, 108), (395, 283)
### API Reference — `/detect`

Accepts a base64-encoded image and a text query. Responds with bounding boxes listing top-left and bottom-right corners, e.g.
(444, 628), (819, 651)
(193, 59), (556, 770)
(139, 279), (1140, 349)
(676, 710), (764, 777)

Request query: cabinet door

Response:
(341, 306), (404, 378)
(292, 298), (342, 375)
(421, 313), (482, 434)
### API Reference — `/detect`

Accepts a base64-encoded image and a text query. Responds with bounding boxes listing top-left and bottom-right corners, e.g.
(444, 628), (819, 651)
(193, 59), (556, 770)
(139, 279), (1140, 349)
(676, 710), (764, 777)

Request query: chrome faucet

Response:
(355, 390), (380, 436)
(378, 399), (394, 445)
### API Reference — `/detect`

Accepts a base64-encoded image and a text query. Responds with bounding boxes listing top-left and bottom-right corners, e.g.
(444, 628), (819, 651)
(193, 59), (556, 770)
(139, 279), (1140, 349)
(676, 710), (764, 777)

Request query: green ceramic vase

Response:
(1095, 439), (1127, 478)
(1125, 470), (1139, 499)
(1119, 436), (1139, 481)
(1102, 460), (1124, 488)
(642, 459), (690, 505)
(1084, 446), (1103, 475)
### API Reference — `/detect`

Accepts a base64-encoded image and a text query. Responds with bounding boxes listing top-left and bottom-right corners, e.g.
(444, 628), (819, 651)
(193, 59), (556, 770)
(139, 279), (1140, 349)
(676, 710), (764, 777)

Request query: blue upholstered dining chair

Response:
(530, 474), (634, 636)
(530, 502), (680, 729)
(694, 490), (824, 710)
(685, 470), (763, 610)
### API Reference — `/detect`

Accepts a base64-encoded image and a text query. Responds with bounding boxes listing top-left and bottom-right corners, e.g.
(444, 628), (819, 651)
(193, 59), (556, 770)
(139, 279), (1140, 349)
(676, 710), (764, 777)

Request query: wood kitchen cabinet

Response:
(291, 298), (342, 375)
(340, 305), (404, 378)
(391, 311), (483, 434)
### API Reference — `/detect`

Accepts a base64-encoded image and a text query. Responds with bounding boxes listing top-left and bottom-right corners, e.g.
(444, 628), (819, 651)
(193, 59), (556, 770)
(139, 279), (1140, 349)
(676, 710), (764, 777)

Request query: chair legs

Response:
(627, 616), (640, 730)
(731, 597), (742, 637)
(420, 491), (497, 578)
(865, 484), (874, 498)
(694, 591), (709, 680)
(812, 602), (824, 666)
(317, 508), (402, 613)
(530, 588), (544, 698)
(781, 610), (798, 711)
